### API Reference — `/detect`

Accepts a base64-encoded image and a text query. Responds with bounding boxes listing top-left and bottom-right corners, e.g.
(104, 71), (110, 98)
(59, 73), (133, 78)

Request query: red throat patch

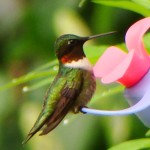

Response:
(60, 46), (85, 64)
(61, 56), (71, 63)
(61, 54), (81, 64)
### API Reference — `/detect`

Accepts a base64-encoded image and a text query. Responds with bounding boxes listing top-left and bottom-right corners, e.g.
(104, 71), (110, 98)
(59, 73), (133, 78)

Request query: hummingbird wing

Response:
(40, 86), (80, 135)
(22, 68), (83, 144)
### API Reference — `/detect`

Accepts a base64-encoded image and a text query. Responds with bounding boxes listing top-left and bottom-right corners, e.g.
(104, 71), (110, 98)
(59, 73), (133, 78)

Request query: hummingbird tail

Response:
(39, 111), (67, 135)
(22, 133), (34, 145)
(22, 113), (46, 144)
(40, 92), (78, 135)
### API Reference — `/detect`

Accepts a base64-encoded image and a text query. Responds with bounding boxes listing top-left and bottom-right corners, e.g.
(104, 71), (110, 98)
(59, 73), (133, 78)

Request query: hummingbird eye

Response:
(67, 39), (76, 45)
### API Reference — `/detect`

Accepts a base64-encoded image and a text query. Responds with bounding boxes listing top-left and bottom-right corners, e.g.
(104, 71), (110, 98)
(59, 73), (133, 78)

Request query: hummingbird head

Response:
(55, 34), (86, 64)
(54, 32), (115, 64)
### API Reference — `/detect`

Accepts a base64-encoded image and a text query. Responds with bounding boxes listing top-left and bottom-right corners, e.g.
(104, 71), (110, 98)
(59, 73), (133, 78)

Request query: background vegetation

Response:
(0, 0), (150, 150)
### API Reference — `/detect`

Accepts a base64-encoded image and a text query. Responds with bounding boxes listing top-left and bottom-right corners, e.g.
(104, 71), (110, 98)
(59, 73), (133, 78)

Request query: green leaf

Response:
(92, 0), (150, 17)
(22, 77), (53, 92)
(32, 59), (58, 72)
(0, 60), (58, 91)
(78, 0), (86, 7)
(133, 0), (150, 9)
(84, 45), (109, 63)
(144, 33), (150, 53)
(145, 130), (150, 137)
(108, 138), (150, 150)
(90, 84), (124, 105)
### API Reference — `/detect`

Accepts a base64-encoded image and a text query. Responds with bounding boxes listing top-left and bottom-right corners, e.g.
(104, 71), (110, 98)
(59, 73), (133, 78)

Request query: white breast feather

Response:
(64, 57), (93, 71)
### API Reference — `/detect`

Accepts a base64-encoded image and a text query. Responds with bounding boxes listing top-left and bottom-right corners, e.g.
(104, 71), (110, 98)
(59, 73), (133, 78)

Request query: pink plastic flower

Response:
(81, 17), (150, 127)
(94, 17), (150, 87)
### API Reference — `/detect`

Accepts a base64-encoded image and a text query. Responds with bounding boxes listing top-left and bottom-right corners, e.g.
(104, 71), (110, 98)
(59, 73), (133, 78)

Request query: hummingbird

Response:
(22, 32), (115, 144)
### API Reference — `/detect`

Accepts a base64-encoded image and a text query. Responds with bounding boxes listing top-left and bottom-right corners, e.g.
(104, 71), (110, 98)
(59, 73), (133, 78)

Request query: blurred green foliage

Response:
(0, 0), (150, 150)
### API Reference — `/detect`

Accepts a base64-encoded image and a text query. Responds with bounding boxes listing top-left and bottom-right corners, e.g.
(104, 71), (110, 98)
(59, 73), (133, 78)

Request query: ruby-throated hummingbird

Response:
(22, 32), (114, 144)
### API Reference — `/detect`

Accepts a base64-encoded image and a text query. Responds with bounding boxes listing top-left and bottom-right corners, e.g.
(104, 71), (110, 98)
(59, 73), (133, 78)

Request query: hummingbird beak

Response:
(82, 31), (116, 42)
